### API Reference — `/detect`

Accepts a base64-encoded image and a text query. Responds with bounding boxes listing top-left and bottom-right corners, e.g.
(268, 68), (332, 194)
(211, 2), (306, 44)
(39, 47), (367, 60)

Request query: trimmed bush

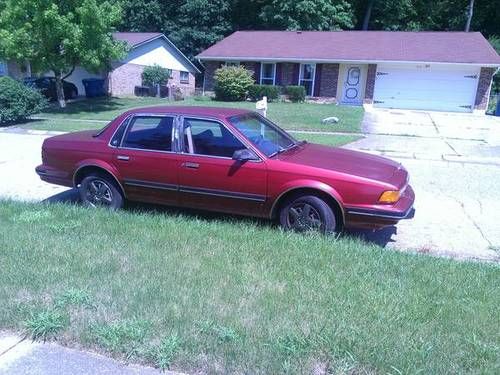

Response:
(0, 77), (47, 125)
(213, 66), (254, 101)
(285, 85), (306, 103)
(142, 64), (171, 87)
(247, 84), (280, 102)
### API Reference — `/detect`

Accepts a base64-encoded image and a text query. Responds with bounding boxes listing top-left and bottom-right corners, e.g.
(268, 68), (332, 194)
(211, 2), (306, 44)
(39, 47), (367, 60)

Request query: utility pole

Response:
(465, 0), (474, 32)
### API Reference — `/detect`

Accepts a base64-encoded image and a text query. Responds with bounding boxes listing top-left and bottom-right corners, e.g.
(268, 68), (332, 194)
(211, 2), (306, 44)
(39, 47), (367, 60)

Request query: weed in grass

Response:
(54, 288), (95, 310)
(91, 319), (151, 358)
(197, 320), (241, 343)
(145, 334), (181, 370)
(274, 332), (312, 357)
(24, 308), (68, 341)
(47, 220), (81, 233)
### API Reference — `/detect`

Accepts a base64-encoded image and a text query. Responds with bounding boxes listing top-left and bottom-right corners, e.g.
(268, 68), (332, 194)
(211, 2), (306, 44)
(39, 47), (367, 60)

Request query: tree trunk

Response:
(465, 0), (474, 32)
(54, 71), (66, 108)
(362, 0), (375, 30)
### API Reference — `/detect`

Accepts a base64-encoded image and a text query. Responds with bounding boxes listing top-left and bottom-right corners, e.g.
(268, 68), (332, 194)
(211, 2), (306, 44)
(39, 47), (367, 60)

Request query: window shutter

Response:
(275, 63), (282, 85)
(314, 64), (322, 97)
(254, 62), (261, 84)
(292, 63), (300, 85)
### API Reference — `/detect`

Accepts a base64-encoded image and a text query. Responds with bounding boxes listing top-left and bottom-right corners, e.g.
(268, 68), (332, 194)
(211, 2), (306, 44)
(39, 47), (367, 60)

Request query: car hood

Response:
(276, 143), (405, 186)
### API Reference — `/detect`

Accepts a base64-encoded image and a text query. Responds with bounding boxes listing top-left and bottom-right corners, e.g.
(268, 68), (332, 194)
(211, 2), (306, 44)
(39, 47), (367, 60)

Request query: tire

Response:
(79, 173), (124, 210)
(279, 195), (337, 234)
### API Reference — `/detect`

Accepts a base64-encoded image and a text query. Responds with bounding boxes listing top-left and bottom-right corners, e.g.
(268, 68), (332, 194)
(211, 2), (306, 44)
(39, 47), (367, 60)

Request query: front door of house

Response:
(341, 65), (365, 104)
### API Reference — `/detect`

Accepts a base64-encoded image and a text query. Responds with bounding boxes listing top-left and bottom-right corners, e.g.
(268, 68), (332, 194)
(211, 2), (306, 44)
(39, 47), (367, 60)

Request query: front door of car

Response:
(112, 115), (179, 205)
(177, 117), (267, 216)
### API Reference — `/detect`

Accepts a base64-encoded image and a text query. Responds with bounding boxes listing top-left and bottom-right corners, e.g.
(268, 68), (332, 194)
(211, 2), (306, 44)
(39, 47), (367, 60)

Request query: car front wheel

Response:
(279, 195), (337, 234)
(79, 174), (123, 210)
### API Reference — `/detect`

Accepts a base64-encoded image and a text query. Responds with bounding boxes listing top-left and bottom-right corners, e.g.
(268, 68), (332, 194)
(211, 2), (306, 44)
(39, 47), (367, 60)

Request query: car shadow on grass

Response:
(43, 188), (396, 248)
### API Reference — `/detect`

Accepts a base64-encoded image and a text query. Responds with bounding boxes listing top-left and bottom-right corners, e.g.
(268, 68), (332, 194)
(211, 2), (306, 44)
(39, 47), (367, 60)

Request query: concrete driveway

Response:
(345, 108), (500, 261)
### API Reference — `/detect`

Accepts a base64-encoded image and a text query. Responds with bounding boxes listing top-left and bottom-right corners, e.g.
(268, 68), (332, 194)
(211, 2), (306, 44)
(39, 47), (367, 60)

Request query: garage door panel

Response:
(373, 63), (478, 112)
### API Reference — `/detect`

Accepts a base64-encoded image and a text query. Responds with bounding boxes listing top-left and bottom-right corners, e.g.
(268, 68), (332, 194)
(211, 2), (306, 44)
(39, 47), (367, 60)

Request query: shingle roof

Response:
(113, 32), (163, 47)
(197, 31), (500, 65)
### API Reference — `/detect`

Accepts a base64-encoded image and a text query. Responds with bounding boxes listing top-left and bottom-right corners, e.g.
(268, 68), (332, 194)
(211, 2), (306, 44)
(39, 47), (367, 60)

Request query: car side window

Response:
(122, 116), (174, 151)
(183, 118), (245, 158)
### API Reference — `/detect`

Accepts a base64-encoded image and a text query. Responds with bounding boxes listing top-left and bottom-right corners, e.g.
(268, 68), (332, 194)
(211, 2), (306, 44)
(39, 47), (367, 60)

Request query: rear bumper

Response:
(344, 185), (415, 229)
(35, 164), (73, 187)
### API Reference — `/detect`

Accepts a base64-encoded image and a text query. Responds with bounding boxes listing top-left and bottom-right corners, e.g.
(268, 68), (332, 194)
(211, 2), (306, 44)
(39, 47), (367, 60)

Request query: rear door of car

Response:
(111, 114), (180, 206)
(176, 116), (268, 217)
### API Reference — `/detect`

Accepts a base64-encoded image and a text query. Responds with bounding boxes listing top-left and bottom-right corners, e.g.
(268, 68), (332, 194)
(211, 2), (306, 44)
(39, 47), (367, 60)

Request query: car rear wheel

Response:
(279, 195), (337, 234)
(79, 174), (123, 210)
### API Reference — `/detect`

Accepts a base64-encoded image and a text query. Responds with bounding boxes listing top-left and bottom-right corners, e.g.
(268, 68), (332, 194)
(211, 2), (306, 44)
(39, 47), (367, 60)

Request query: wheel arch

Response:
(73, 162), (125, 198)
(270, 185), (345, 228)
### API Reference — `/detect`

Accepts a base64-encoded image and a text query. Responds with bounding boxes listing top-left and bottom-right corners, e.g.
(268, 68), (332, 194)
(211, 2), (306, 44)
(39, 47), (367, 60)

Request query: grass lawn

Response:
(1, 200), (498, 374)
(23, 96), (364, 133)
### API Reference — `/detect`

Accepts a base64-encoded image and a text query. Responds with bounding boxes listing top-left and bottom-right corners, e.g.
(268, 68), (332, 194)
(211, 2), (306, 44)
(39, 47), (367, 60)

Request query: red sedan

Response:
(36, 106), (414, 233)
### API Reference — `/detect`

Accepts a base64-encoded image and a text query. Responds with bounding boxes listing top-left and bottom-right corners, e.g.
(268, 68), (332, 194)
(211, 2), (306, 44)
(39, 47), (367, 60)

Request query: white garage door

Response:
(373, 63), (480, 112)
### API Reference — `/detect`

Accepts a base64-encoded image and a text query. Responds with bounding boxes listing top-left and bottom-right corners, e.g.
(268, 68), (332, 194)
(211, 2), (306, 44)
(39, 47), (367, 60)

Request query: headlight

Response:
(378, 190), (401, 204)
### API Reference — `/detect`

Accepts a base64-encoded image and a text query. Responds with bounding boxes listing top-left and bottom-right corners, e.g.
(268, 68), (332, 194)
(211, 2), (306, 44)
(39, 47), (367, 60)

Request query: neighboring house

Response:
(197, 31), (500, 113)
(0, 32), (199, 97)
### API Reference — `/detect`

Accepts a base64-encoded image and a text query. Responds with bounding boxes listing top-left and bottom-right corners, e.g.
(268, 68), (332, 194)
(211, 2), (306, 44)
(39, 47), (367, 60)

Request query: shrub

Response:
(247, 84), (280, 102)
(142, 64), (171, 87)
(213, 66), (254, 101)
(285, 85), (306, 103)
(0, 77), (47, 125)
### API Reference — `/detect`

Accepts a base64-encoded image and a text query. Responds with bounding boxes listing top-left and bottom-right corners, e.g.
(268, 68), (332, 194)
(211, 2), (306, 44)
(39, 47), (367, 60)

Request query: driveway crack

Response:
(450, 195), (492, 247)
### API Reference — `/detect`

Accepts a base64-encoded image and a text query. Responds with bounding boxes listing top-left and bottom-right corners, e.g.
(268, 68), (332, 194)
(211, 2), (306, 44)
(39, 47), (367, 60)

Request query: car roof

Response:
(125, 106), (253, 119)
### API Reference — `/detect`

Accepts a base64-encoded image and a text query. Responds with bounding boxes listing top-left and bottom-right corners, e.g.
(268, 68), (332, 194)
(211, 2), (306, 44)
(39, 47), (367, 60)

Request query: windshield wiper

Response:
(268, 141), (304, 158)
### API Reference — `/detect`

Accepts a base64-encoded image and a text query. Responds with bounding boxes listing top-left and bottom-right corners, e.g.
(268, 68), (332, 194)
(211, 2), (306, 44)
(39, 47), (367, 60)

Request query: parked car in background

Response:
(36, 106), (415, 234)
(23, 77), (78, 101)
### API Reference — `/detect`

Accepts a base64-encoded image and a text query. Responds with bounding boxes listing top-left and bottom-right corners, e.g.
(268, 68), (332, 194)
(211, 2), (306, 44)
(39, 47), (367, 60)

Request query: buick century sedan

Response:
(36, 106), (414, 233)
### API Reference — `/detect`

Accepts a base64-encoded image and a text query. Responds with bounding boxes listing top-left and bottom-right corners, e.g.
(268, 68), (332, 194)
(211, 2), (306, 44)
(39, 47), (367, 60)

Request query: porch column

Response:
(364, 64), (377, 104)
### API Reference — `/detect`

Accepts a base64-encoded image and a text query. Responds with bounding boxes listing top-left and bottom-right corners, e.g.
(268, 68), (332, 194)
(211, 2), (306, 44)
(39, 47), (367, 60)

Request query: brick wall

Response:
(203, 61), (222, 91)
(108, 62), (195, 97)
(318, 63), (339, 97)
(474, 67), (495, 111)
(364, 64), (377, 104)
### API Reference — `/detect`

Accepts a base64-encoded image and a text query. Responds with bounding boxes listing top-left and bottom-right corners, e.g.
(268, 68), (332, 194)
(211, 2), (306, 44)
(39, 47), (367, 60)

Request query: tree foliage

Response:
(141, 64), (171, 87)
(260, 0), (354, 30)
(117, 0), (500, 64)
(0, 0), (126, 107)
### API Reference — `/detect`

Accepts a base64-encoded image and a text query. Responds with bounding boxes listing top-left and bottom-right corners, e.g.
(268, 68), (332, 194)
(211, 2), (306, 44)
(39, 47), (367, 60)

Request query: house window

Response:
(225, 61), (240, 67)
(180, 71), (189, 83)
(299, 63), (316, 96)
(260, 63), (276, 85)
(0, 61), (6, 76)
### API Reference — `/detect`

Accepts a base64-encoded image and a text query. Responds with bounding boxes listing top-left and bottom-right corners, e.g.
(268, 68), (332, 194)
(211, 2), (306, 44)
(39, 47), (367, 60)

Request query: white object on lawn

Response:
(256, 96), (268, 117)
(321, 116), (339, 125)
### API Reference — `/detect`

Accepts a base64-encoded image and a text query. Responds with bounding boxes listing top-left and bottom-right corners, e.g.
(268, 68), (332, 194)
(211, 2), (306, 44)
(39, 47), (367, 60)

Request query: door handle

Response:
(117, 155), (130, 161)
(182, 162), (199, 169)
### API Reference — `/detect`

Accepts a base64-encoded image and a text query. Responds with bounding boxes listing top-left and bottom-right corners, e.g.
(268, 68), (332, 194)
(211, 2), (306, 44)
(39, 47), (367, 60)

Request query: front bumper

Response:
(344, 185), (415, 229)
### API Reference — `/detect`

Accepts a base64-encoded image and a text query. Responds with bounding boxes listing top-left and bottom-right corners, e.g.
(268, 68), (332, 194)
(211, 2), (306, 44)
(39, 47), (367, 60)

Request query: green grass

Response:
(23, 96), (363, 133)
(1, 200), (498, 373)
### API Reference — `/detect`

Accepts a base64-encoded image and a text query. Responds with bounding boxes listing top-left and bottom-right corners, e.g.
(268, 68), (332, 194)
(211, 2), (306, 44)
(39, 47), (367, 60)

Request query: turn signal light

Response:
(378, 190), (401, 204)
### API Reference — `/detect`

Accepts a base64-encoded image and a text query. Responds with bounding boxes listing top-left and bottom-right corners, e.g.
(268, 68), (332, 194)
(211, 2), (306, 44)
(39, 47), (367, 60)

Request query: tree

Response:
(464, 0), (474, 32)
(0, 0), (127, 108)
(362, 0), (375, 30)
(260, 0), (354, 30)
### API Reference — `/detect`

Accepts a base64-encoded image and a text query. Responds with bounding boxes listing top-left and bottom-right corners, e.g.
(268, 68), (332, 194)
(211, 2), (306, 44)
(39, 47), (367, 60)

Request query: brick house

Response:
(197, 31), (500, 113)
(0, 32), (199, 97)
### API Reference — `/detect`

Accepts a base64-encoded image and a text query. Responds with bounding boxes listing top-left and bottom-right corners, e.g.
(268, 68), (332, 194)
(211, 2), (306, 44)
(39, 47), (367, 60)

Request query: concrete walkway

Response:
(0, 333), (175, 375)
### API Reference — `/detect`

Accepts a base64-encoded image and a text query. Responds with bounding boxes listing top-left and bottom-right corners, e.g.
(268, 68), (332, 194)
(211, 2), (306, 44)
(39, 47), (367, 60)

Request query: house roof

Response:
(113, 32), (200, 73)
(113, 32), (164, 48)
(197, 31), (500, 65)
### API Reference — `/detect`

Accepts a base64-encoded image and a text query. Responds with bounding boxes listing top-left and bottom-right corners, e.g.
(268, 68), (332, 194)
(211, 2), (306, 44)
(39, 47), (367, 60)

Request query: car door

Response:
(177, 116), (268, 217)
(111, 114), (179, 206)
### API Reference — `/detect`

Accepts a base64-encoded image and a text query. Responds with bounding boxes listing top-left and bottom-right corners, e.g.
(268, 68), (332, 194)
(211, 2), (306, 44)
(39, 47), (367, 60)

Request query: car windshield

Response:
(229, 113), (297, 157)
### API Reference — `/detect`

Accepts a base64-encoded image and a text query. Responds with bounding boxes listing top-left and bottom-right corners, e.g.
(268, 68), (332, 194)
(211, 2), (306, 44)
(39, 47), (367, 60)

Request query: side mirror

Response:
(232, 148), (258, 162)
